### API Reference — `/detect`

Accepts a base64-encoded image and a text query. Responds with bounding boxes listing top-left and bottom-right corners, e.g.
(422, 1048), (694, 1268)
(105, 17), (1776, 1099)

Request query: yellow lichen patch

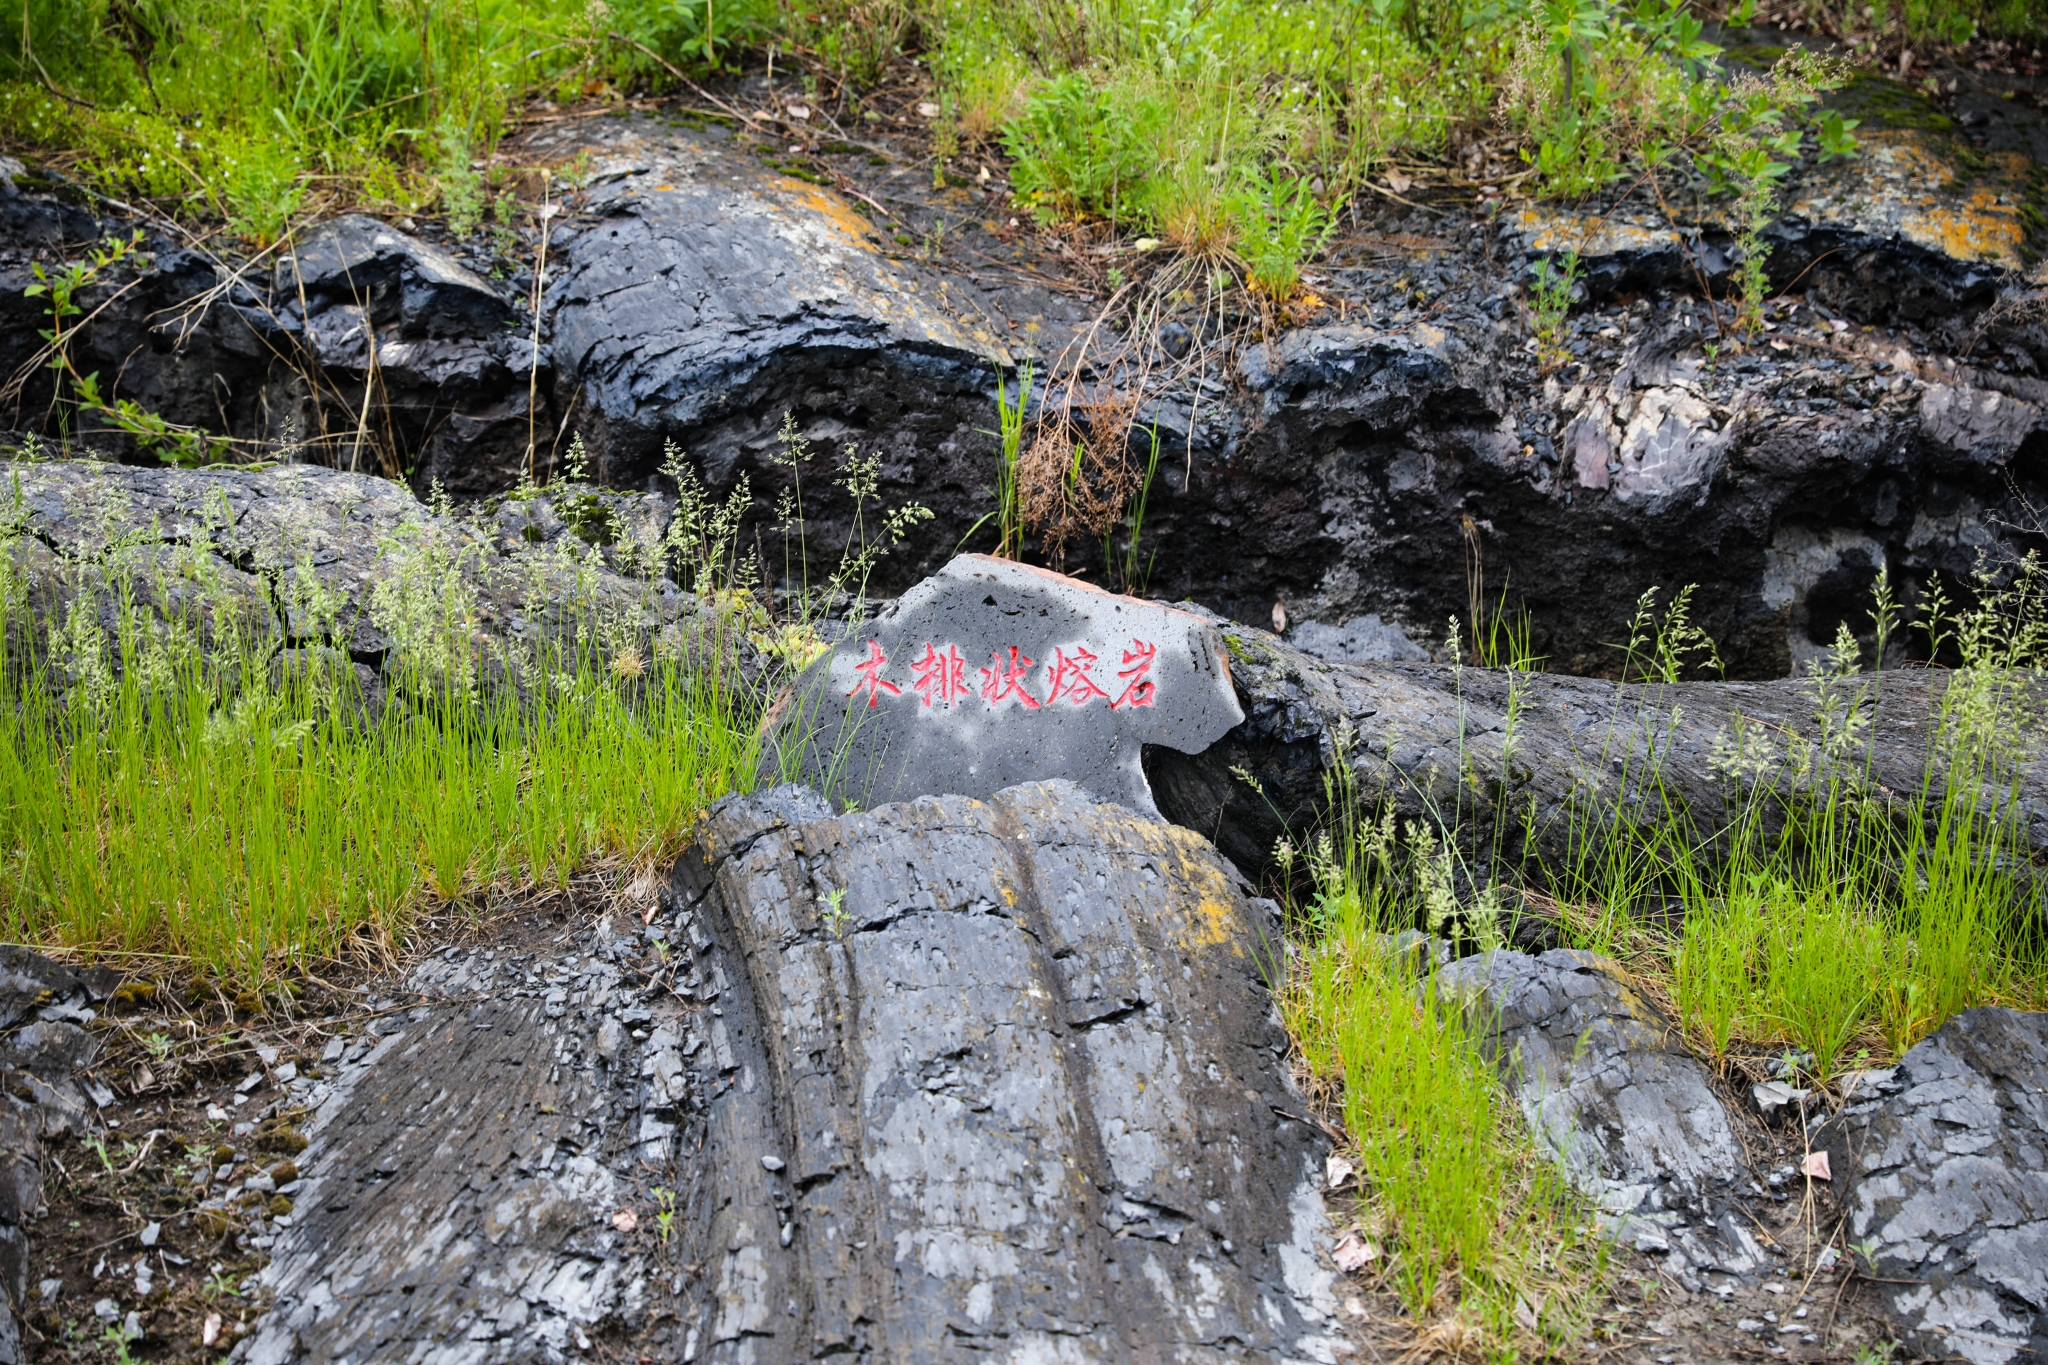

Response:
(784, 180), (887, 254)
(1159, 830), (1248, 956)
(1512, 208), (1680, 258)
(1791, 131), (2031, 271)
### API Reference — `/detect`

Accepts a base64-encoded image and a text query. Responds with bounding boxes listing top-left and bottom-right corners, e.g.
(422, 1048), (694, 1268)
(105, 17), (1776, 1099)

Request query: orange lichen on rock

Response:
(1789, 131), (2030, 271)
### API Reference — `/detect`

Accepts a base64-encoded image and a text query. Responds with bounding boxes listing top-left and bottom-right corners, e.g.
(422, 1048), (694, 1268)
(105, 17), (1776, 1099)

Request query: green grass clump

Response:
(1280, 797), (1606, 1355)
(0, 425), (924, 982)
(1414, 561), (2044, 1079)
(0, 490), (762, 980)
(0, 0), (777, 240)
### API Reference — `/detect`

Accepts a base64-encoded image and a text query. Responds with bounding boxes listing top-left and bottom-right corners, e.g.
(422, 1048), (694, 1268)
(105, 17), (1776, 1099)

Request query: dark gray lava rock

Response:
(0, 1095), (34, 1365)
(1147, 622), (2048, 879)
(280, 214), (512, 338)
(1286, 613), (1430, 664)
(3, 460), (693, 676)
(0, 945), (111, 1365)
(1436, 948), (1766, 1288)
(1509, 107), (2033, 324)
(0, 1021), (97, 1079)
(0, 946), (82, 1032)
(1821, 1008), (2048, 1365)
(768, 555), (1243, 816)
(536, 113), (1062, 512)
(236, 942), (684, 1364)
(669, 779), (1347, 1363)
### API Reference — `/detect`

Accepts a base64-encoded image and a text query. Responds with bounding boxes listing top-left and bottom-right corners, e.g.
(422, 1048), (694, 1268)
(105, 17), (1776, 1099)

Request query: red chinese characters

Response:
(845, 638), (1161, 713)
(1042, 646), (1109, 707)
(1111, 639), (1158, 709)
(979, 647), (1041, 709)
(911, 643), (970, 709)
(845, 640), (902, 708)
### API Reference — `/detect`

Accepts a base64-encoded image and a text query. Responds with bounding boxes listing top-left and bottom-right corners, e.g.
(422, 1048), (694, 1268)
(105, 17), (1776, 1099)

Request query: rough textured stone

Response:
(0, 1021), (97, 1079)
(0, 109), (2040, 677)
(1148, 621), (2048, 879)
(1436, 948), (1765, 1289)
(1820, 1008), (2048, 1365)
(0, 946), (81, 1031)
(1509, 79), (2034, 324)
(280, 214), (513, 338)
(235, 940), (683, 1364)
(537, 116), (1048, 496)
(0, 945), (108, 1365)
(3, 460), (695, 677)
(0, 1098), (32, 1365)
(768, 556), (1243, 816)
(668, 780), (1347, 1363)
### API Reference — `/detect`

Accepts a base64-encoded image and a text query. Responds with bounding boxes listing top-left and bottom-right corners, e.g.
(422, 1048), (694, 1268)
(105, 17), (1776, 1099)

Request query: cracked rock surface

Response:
(669, 779), (1347, 1363)
(1821, 1007), (2048, 1365)
(230, 780), (1348, 1363)
(1435, 949), (1767, 1291)
(1149, 622), (2048, 878)
(0, 946), (118, 1365)
(234, 926), (683, 1364)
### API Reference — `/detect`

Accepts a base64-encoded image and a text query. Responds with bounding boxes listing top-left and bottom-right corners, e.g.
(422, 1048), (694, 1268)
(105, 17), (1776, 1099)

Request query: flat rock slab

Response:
(1438, 949), (1766, 1288)
(1821, 1007), (2048, 1365)
(768, 556), (1243, 817)
(670, 779), (1345, 1363)
(234, 938), (684, 1364)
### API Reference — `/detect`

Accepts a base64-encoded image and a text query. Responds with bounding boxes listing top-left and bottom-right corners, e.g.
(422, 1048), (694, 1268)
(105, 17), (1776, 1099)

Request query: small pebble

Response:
(761, 1155), (785, 1172)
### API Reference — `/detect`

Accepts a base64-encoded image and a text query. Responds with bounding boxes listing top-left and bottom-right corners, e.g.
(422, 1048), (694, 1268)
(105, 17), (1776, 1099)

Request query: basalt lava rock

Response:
(1, 104), (2044, 680)
(767, 555), (1243, 816)
(2, 460), (695, 679)
(669, 780), (1348, 1363)
(234, 936), (685, 1364)
(1146, 621), (2048, 878)
(0, 946), (117, 1365)
(1436, 949), (1767, 1290)
(1819, 1008), (2048, 1365)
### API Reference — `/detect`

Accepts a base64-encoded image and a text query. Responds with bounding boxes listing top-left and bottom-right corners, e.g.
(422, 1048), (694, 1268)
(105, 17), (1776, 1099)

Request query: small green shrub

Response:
(1002, 72), (1160, 224)
(1226, 167), (1337, 303)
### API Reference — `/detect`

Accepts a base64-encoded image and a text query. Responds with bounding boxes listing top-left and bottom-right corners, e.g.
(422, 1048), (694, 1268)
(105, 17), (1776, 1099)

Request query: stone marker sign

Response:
(766, 555), (1244, 815)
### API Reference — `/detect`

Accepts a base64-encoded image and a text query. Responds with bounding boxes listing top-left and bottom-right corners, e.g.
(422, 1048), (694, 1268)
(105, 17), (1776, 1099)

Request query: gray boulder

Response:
(768, 555), (1244, 817)
(237, 780), (1349, 1363)
(1820, 1008), (2048, 1365)
(1436, 948), (1766, 1288)
(669, 779), (1348, 1363)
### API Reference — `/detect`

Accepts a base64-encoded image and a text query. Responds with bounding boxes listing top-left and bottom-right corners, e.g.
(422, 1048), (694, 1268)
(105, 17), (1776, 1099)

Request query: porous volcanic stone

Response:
(669, 779), (1347, 1363)
(766, 556), (1244, 816)
(1820, 1007), (2048, 1365)
(1436, 948), (1766, 1288)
